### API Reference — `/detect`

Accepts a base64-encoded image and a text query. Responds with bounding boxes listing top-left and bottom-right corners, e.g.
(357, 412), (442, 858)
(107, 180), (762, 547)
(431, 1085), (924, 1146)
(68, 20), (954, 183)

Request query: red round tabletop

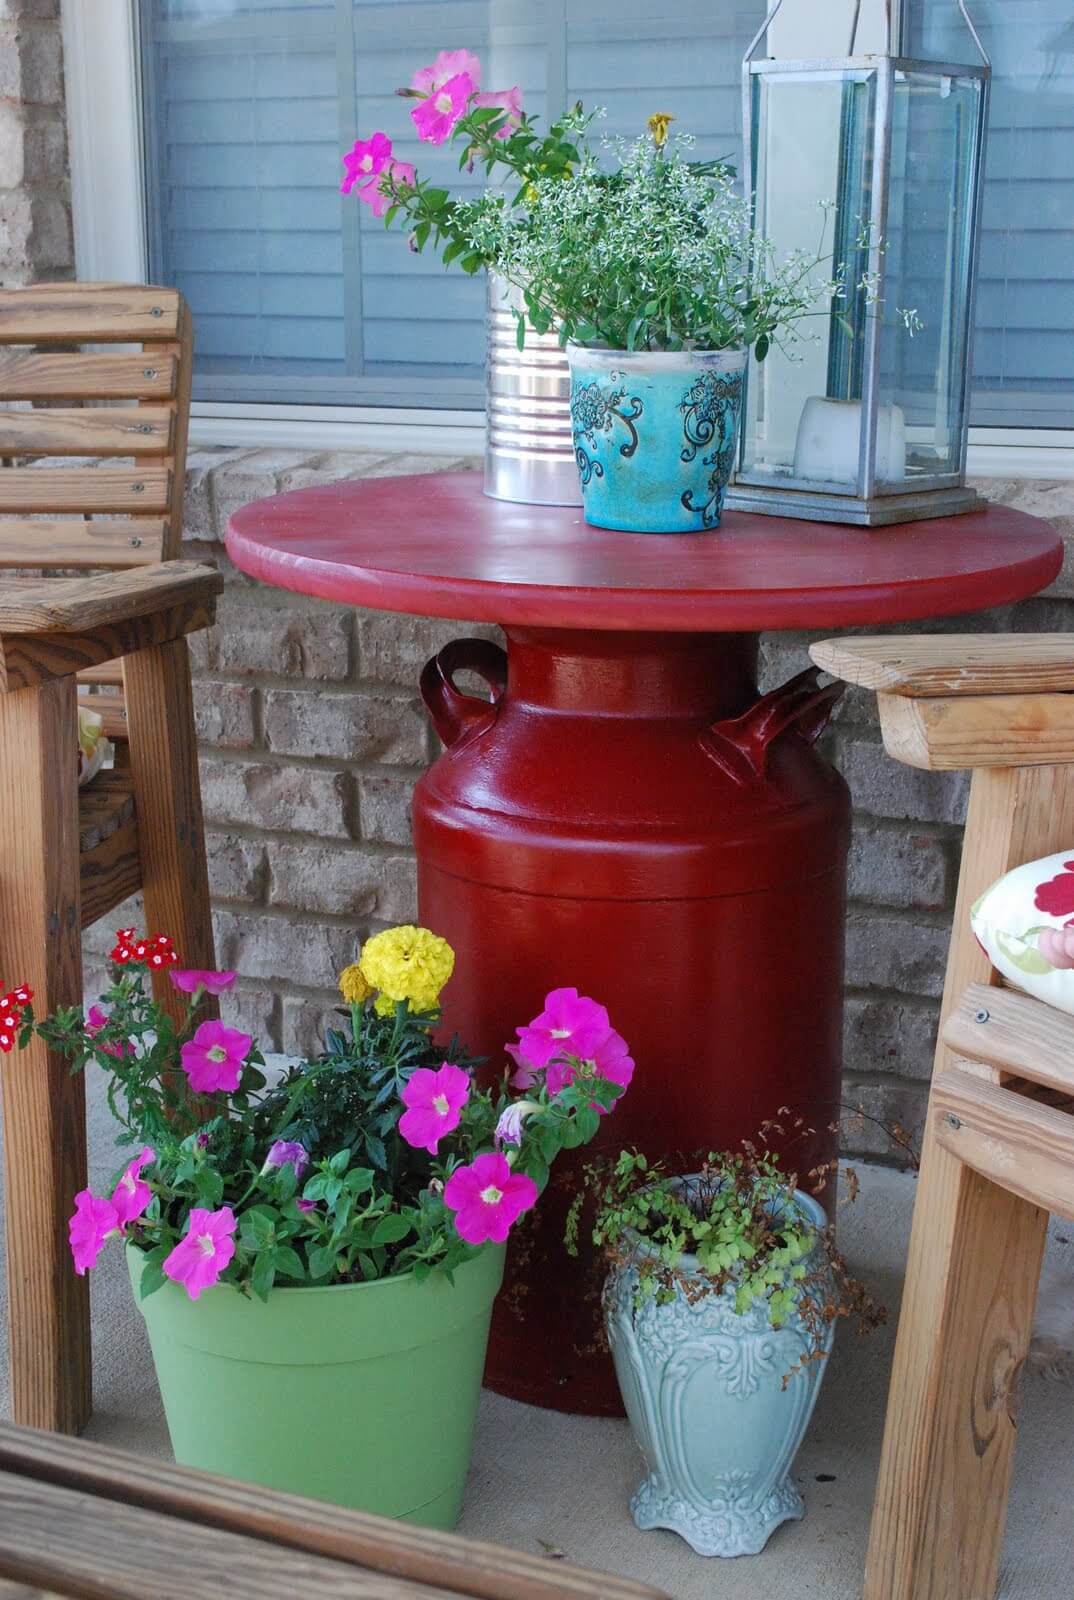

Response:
(225, 471), (1062, 632)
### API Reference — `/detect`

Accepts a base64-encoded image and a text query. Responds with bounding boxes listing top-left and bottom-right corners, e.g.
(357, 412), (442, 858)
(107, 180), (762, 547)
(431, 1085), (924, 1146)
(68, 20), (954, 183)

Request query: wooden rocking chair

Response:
(812, 633), (1074, 1600)
(0, 283), (222, 1433)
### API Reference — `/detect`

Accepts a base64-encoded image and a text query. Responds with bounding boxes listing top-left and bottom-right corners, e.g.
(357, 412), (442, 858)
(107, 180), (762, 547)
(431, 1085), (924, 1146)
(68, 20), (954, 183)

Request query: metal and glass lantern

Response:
(727, 1), (990, 525)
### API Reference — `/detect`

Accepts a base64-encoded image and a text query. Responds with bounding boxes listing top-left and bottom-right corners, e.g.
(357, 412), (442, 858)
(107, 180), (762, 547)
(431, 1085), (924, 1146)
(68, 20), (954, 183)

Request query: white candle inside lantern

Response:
(792, 396), (907, 486)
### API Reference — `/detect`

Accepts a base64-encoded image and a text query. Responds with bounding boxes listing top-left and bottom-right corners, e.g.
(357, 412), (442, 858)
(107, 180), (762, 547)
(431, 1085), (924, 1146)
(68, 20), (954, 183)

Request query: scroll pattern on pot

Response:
(679, 369), (744, 530)
(570, 378), (643, 488)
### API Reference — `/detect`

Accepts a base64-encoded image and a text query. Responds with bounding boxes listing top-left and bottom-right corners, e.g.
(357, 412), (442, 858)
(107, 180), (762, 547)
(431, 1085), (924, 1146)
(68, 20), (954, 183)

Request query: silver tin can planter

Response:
(484, 273), (581, 508)
(603, 1188), (834, 1558)
(567, 346), (747, 534)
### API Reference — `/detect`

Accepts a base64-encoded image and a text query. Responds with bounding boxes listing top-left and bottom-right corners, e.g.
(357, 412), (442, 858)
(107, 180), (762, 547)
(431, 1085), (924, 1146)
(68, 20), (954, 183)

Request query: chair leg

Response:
(122, 639), (218, 1029)
(0, 678), (90, 1433)
(864, 1116), (1048, 1600)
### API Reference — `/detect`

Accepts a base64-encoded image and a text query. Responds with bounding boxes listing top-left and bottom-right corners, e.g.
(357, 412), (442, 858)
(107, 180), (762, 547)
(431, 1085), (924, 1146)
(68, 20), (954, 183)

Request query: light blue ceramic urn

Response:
(566, 346), (746, 533)
(603, 1187), (834, 1557)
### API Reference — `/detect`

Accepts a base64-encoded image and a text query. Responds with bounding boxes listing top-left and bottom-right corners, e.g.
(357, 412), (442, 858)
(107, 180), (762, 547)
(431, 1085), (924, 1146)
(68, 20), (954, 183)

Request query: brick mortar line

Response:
(198, 747), (429, 781)
(205, 823), (414, 857)
(845, 900), (954, 926)
(194, 671), (422, 699)
(844, 985), (940, 1010)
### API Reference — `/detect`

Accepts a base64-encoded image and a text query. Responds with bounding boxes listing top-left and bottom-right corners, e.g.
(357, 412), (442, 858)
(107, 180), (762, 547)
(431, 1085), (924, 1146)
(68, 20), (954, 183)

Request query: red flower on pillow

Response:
(1033, 858), (1074, 923)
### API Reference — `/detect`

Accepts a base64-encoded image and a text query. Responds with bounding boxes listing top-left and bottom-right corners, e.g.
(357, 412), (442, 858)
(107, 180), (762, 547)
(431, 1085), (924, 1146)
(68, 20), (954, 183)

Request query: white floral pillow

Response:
(971, 850), (1074, 1012)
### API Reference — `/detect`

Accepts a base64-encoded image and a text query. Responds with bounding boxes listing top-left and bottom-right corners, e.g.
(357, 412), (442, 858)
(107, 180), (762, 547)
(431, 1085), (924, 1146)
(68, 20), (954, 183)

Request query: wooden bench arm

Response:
(0, 562), (222, 692)
(0, 561), (221, 634)
(810, 634), (1074, 697)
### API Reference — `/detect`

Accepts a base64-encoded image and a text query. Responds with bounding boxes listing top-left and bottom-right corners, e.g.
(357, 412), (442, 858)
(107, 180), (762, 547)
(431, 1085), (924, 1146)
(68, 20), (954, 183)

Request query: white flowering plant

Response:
(459, 126), (839, 357)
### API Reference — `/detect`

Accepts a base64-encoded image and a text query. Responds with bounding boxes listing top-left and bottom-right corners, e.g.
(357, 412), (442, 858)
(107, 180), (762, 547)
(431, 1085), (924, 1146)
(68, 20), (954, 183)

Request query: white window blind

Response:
(909, 0), (1074, 427)
(139, 0), (764, 407)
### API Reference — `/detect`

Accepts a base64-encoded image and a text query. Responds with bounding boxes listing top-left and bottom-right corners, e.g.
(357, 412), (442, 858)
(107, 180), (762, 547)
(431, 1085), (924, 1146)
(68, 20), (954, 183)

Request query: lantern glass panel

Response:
(875, 68), (984, 492)
(737, 61), (985, 503)
(738, 68), (881, 496)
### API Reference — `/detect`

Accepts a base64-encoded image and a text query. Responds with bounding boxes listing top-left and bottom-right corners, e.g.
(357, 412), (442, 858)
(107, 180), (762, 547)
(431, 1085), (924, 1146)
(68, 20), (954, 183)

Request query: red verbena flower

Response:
(0, 984), (33, 1053)
(110, 929), (180, 968)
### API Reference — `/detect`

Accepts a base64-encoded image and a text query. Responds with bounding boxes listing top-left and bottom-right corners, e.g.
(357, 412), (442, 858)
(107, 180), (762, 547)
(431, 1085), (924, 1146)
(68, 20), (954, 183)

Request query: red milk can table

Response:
(227, 473), (1060, 1415)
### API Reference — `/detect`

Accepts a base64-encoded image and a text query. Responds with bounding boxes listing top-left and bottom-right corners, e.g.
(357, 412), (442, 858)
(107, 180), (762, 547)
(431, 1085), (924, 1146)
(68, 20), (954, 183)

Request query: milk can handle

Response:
(420, 638), (508, 748)
(702, 667), (844, 782)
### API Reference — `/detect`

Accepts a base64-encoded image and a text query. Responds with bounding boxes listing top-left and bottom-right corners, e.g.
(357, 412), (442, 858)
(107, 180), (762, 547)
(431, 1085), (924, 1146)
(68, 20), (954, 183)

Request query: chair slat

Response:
(77, 770), (134, 851)
(0, 469), (171, 515)
(80, 815), (140, 930)
(0, 286), (181, 344)
(811, 634), (1074, 696)
(0, 408), (173, 457)
(0, 520), (165, 568)
(0, 352), (177, 400)
(878, 690), (1074, 772)
(943, 982), (1074, 1096)
(77, 662), (124, 686)
(933, 1067), (1074, 1222)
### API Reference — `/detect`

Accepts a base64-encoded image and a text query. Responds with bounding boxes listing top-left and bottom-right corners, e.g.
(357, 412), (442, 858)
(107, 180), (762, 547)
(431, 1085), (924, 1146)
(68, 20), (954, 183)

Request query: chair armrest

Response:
(810, 634), (1074, 697)
(0, 561), (222, 635)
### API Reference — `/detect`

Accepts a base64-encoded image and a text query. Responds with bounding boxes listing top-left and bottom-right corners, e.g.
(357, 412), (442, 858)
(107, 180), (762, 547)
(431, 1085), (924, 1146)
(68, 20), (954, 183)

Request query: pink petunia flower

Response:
(340, 131), (393, 196)
(85, 1004), (134, 1059)
(411, 73), (474, 145)
(169, 968), (238, 998)
(69, 1189), (119, 1274)
(162, 1206), (236, 1301)
(262, 1139), (309, 1182)
(444, 1151), (538, 1244)
(357, 159), (417, 220)
(111, 1146), (155, 1227)
(411, 49), (481, 95)
(398, 1061), (470, 1154)
(508, 987), (612, 1084)
(474, 85), (523, 139)
(296, 1197), (318, 1215)
(179, 1019), (252, 1095)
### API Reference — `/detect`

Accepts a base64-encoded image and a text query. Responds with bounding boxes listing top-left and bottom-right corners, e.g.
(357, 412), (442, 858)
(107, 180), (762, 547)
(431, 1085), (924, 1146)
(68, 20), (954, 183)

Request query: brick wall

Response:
(82, 450), (1074, 1163)
(0, 0), (71, 286)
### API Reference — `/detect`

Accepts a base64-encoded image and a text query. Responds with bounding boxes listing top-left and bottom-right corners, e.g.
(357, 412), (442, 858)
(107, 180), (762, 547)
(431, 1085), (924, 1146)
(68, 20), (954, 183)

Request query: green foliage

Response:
(577, 1149), (814, 1328)
(42, 964), (625, 1301)
(572, 1145), (884, 1362)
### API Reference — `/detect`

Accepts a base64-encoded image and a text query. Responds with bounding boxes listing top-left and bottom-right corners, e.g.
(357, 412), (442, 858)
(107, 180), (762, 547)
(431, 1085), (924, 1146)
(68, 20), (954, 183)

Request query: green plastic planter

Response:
(127, 1242), (505, 1527)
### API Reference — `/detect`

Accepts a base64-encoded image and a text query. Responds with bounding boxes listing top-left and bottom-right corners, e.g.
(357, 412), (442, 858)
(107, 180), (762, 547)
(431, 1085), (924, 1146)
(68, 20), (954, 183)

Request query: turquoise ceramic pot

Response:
(604, 1188), (834, 1557)
(567, 346), (746, 533)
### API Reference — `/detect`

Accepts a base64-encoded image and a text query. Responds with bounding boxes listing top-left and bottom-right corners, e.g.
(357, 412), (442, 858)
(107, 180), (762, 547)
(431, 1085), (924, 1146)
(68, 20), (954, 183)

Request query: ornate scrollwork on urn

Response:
(603, 1226), (835, 1557)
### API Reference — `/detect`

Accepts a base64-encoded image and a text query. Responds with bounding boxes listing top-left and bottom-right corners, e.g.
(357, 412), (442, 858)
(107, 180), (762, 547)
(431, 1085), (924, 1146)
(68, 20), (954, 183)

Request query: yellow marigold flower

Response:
(647, 112), (675, 149)
(359, 925), (455, 1011)
(338, 963), (372, 1004)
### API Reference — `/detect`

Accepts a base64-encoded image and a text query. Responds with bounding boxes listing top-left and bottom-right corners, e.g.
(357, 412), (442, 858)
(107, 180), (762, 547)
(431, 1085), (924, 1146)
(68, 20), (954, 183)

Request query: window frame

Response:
(62, 0), (1074, 475)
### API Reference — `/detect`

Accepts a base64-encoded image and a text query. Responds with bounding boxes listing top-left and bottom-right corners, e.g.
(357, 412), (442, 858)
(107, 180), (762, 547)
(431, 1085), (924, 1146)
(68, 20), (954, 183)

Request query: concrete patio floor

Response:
(1, 1063), (1071, 1599)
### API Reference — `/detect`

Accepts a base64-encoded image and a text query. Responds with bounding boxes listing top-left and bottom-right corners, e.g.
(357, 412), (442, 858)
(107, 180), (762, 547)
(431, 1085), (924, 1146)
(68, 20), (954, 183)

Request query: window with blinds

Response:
(140, 2), (1074, 426)
(909, 0), (1074, 427)
(138, 0), (763, 408)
